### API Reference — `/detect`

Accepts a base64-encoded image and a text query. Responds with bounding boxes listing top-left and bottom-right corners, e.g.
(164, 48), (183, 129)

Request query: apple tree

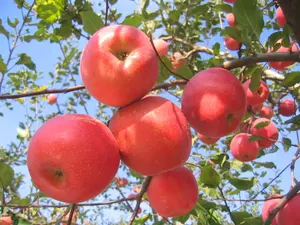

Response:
(0, 0), (299, 224)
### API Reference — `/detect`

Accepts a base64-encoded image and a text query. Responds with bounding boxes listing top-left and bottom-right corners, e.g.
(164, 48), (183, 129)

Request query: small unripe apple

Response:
(243, 79), (269, 106)
(197, 133), (219, 145)
(277, 194), (300, 225)
(262, 194), (281, 225)
(47, 94), (57, 104)
(224, 37), (241, 51)
(171, 52), (186, 70)
(260, 106), (274, 119)
(182, 68), (247, 138)
(268, 40), (299, 71)
(226, 13), (235, 27)
(230, 133), (260, 162)
(109, 95), (192, 176)
(147, 166), (198, 217)
(153, 39), (168, 56)
(278, 99), (297, 117)
(250, 118), (279, 148)
(276, 7), (286, 27)
(27, 114), (120, 203)
(0, 216), (13, 225)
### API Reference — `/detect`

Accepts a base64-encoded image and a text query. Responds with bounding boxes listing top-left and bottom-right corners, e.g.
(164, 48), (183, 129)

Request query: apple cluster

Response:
(26, 23), (298, 220)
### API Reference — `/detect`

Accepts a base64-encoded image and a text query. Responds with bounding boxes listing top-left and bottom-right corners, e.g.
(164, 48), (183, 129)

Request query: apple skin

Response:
(47, 94), (57, 104)
(109, 95), (192, 176)
(278, 99), (297, 117)
(226, 13), (235, 27)
(147, 166), (198, 218)
(251, 103), (264, 113)
(230, 133), (260, 162)
(277, 194), (300, 225)
(268, 40), (299, 71)
(182, 68), (247, 138)
(224, 0), (235, 3)
(153, 39), (168, 56)
(276, 7), (286, 27)
(250, 118), (279, 148)
(171, 52), (186, 70)
(262, 194), (281, 225)
(260, 106), (274, 119)
(243, 79), (270, 106)
(197, 133), (219, 145)
(0, 216), (13, 225)
(224, 37), (241, 50)
(80, 25), (158, 107)
(27, 114), (120, 203)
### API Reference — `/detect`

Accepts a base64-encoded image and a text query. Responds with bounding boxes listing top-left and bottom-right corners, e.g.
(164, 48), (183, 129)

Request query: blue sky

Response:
(0, 0), (300, 223)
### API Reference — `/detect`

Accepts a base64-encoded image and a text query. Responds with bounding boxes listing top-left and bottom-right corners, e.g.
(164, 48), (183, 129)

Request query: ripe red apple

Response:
(243, 79), (270, 106)
(251, 103), (264, 113)
(276, 7), (286, 27)
(224, 37), (241, 51)
(262, 194), (281, 225)
(147, 166), (198, 217)
(198, 133), (219, 145)
(171, 52), (186, 70)
(260, 106), (274, 119)
(27, 114), (120, 203)
(224, 0), (235, 3)
(182, 68), (247, 138)
(153, 39), (168, 56)
(0, 216), (12, 225)
(230, 133), (260, 162)
(277, 194), (300, 225)
(226, 13), (235, 27)
(268, 40), (299, 71)
(250, 118), (279, 148)
(278, 99), (297, 117)
(80, 25), (158, 107)
(47, 94), (57, 104)
(109, 95), (192, 176)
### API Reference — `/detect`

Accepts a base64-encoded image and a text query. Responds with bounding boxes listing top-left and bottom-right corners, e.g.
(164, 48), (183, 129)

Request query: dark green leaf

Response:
(14, 0), (24, 8)
(175, 65), (193, 79)
(253, 161), (276, 169)
(122, 15), (144, 27)
(0, 19), (9, 39)
(213, 4), (232, 13)
(282, 137), (292, 152)
(158, 56), (172, 82)
(198, 199), (217, 210)
(254, 121), (270, 129)
(231, 211), (253, 224)
(249, 135), (266, 142)
(229, 177), (257, 190)
(192, 5), (211, 15)
(16, 53), (36, 70)
(9, 197), (30, 206)
(0, 56), (7, 74)
(250, 71), (261, 92)
(53, 19), (73, 40)
(7, 17), (19, 28)
(80, 11), (104, 35)
(285, 115), (300, 125)
(222, 26), (242, 41)
(0, 163), (14, 187)
(244, 216), (263, 225)
(200, 165), (220, 188)
(282, 72), (300, 87)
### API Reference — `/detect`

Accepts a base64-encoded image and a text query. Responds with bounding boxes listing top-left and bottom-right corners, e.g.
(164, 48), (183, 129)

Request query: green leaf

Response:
(249, 135), (266, 142)
(133, 214), (151, 224)
(233, 0), (264, 40)
(200, 165), (220, 188)
(16, 53), (36, 70)
(254, 120), (270, 129)
(285, 115), (300, 125)
(7, 17), (19, 28)
(80, 11), (104, 35)
(231, 211), (253, 224)
(0, 56), (7, 74)
(249, 71), (261, 92)
(244, 216), (264, 225)
(35, 0), (65, 23)
(253, 161), (276, 169)
(53, 19), (73, 40)
(9, 197), (30, 206)
(175, 65), (193, 79)
(213, 4), (232, 13)
(222, 26), (242, 41)
(0, 19), (9, 39)
(282, 137), (292, 152)
(229, 177), (257, 190)
(198, 199), (217, 210)
(14, 0), (24, 8)
(282, 72), (300, 87)
(122, 15), (144, 27)
(16, 219), (31, 225)
(0, 162), (14, 187)
(158, 56), (172, 82)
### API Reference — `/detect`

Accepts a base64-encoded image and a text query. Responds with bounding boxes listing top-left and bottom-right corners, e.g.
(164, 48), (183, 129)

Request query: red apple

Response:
(262, 194), (281, 225)
(0, 216), (12, 225)
(238, 117), (256, 133)
(224, 0), (235, 3)
(276, 7), (286, 27)
(80, 25), (158, 107)
(47, 94), (57, 104)
(252, 103), (264, 113)
(278, 99), (297, 117)
(250, 118), (279, 148)
(226, 13), (235, 27)
(230, 133), (260, 162)
(268, 40), (299, 71)
(198, 133), (219, 145)
(182, 68), (247, 138)
(137, 208), (142, 214)
(243, 79), (270, 106)
(109, 95), (192, 176)
(171, 52), (186, 70)
(128, 193), (136, 199)
(147, 166), (198, 217)
(224, 37), (241, 50)
(260, 106), (274, 119)
(153, 39), (168, 56)
(277, 194), (300, 225)
(27, 114), (120, 203)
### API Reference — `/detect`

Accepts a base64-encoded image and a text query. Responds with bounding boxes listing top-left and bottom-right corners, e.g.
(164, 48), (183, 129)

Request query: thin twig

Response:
(67, 204), (77, 225)
(128, 176), (152, 225)
(218, 186), (237, 225)
(105, 0), (109, 26)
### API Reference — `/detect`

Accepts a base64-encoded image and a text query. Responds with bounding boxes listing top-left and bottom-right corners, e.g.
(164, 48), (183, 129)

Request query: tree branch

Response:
(218, 186), (237, 225)
(67, 204), (76, 225)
